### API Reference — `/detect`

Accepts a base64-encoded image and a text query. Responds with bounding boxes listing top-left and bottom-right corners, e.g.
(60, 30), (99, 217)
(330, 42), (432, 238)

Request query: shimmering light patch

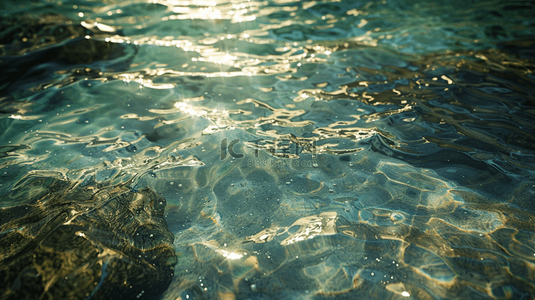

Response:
(441, 75), (454, 84)
(205, 53), (238, 65)
(8, 115), (40, 120)
(247, 212), (337, 245)
(217, 250), (243, 260)
(174, 102), (208, 117)
(80, 21), (116, 32)
(161, 0), (259, 22)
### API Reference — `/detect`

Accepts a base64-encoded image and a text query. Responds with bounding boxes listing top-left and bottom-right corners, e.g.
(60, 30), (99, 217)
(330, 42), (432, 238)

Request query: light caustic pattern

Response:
(0, 0), (535, 299)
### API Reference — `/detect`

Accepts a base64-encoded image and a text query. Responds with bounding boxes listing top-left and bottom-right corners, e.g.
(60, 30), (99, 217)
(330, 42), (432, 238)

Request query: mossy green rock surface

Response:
(0, 176), (176, 300)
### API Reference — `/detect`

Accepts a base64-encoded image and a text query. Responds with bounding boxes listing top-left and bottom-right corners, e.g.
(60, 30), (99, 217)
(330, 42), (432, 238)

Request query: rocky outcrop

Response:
(0, 13), (136, 95)
(0, 175), (176, 300)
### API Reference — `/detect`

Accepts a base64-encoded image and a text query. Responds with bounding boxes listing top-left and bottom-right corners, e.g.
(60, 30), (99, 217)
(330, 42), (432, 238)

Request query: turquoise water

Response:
(1, 0), (535, 299)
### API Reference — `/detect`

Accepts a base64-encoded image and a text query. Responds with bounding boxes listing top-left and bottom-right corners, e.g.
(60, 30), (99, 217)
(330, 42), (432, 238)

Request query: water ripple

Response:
(1, 0), (535, 299)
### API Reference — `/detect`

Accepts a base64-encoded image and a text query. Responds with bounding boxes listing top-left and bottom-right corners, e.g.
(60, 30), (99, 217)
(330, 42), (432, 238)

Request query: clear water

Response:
(1, 0), (535, 299)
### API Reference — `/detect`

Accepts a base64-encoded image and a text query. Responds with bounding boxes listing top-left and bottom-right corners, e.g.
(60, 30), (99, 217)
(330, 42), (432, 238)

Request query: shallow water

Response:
(1, 0), (535, 299)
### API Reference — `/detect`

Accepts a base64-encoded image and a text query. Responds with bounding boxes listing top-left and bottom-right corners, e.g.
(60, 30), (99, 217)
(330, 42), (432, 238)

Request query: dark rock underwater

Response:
(0, 175), (176, 300)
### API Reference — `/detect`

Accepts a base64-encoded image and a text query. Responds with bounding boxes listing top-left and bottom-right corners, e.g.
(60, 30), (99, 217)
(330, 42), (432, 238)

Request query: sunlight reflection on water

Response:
(1, 0), (535, 299)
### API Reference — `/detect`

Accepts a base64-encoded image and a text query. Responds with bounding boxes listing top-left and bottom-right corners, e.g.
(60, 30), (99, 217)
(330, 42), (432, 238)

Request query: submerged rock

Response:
(0, 13), (127, 59)
(0, 13), (136, 94)
(0, 175), (176, 300)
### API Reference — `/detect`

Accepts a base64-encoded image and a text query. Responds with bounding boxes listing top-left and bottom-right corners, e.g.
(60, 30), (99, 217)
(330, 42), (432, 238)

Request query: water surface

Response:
(1, 0), (535, 299)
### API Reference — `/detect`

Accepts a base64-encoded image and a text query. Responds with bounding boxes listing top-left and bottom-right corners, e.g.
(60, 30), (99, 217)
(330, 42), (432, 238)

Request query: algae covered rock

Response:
(0, 175), (176, 300)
